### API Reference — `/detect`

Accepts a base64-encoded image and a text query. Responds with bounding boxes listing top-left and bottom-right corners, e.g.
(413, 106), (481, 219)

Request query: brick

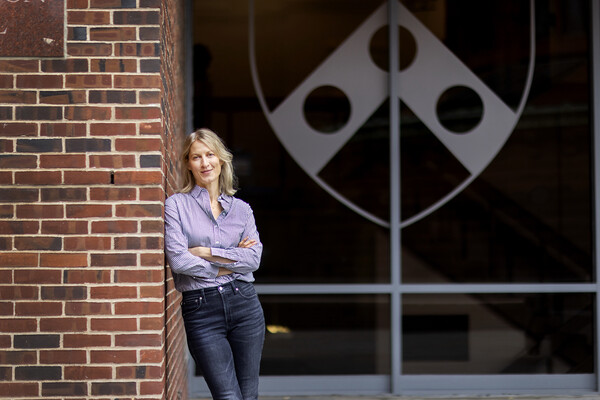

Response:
(92, 381), (136, 396)
(64, 269), (111, 284)
(68, 26), (88, 40)
(67, 0), (90, 9)
(0, 204), (13, 217)
(91, 220), (137, 233)
(0, 122), (37, 136)
(65, 301), (112, 315)
(14, 236), (62, 251)
(115, 137), (161, 152)
(140, 121), (161, 135)
(66, 138), (111, 152)
(40, 154), (87, 168)
(114, 74), (160, 88)
(116, 42), (159, 57)
(0, 335), (10, 347)
(140, 349), (161, 363)
(115, 204), (161, 218)
(0, 154), (37, 169)
(141, 220), (163, 233)
(66, 204), (112, 218)
(139, 187), (164, 201)
(0, 140), (13, 153)
(90, 187), (136, 200)
(90, 349), (136, 363)
(0, 106), (12, 119)
(14, 334), (60, 348)
(140, 316), (162, 330)
(40, 253), (88, 267)
(0, 172), (12, 184)
(140, 253), (163, 267)
(0, 236), (12, 250)
(117, 365), (162, 379)
(63, 170), (111, 184)
(90, 285), (137, 299)
(64, 366), (112, 380)
(41, 187), (87, 202)
(68, 10), (111, 25)
(15, 106), (63, 120)
(40, 350), (87, 364)
(0, 302), (13, 315)
(115, 236), (162, 250)
(39, 90), (87, 104)
(0, 367), (9, 380)
(64, 236), (112, 251)
(14, 269), (61, 284)
(15, 366), (61, 381)
(140, 0), (160, 6)
(114, 10), (159, 24)
(40, 123), (87, 137)
(90, 253), (136, 267)
(42, 382), (87, 397)
(139, 27), (159, 41)
(115, 106), (160, 120)
(140, 90), (160, 104)
(41, 286), (87, 300)
(16, 138), (62, 153)
(89, 154), (136, 168)
(65, 74), (112, 88)
(90, 27), (136, 41)
(0, 269), (12, 283)
(0, 75), (13, 88)
(16, 302), (62, 316)
(114, 170), (162, 185)
(90, 0), (136, 7)
(90, 58), (137, 72)
(64, 334), (111, 349)
(0, 253), (38, 267)
(40, 317), (87, 332)
(0, 221), (39, 235)
(0, 286), (38, 300)
(89, 89), (136, 104)
(15, 171), (62, 185)
(16, 75), (63, 89)
(42, 59), (89, 73)
(0, 90), (37, 103)
(0, 383), (38, 397)
(140, 380), (164, 395)
(115, 302), (163, 316)
(0, 60), (39, 72)
(0, 350), (36, 363)
(67, 43), (112, 56)
(115, 269), (162, 283)
(90, 122), (136, 135)
(41, 220), (88, 235)
(65, 106), (112, 120)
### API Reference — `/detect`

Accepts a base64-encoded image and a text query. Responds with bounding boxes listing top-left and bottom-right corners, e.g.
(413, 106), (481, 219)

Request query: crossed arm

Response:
(188, 237), (257, 276)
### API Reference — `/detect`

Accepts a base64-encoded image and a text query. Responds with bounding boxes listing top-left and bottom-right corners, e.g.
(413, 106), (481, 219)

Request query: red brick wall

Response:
(0, 0), (187, 399)
(160, 0), (188, 399)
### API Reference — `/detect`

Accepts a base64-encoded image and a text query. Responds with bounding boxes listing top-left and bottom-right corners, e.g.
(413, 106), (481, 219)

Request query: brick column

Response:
(0, 0), (187, 399)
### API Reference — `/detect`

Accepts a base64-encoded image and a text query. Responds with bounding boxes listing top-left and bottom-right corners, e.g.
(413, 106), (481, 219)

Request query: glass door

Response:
(187, 0), (598, 395)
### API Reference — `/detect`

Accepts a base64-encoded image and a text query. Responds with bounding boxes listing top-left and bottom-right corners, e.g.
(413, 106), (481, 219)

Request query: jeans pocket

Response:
(181, 295), (202, 317)
(235, 282), (258, 300)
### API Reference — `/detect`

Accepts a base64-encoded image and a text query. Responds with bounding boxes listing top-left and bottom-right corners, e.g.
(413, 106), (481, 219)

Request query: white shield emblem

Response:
(250, 0), (535, 228)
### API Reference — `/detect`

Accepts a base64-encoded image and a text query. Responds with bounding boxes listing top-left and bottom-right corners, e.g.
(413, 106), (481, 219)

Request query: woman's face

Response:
(187, 140), (222, 190)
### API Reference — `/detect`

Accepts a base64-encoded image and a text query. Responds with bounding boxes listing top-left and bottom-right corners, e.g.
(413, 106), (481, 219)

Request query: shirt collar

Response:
(190, 185), (233, 213)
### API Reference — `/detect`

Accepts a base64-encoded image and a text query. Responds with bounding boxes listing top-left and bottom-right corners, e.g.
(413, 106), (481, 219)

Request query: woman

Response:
(165, 128), (265, 400)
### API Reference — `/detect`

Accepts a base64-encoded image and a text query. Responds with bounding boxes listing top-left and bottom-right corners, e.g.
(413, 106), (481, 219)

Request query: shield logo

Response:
(249, 0), (535, 228)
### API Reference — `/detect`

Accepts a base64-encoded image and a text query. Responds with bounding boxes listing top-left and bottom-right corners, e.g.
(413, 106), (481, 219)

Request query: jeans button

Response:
(218, 286), (223, 292)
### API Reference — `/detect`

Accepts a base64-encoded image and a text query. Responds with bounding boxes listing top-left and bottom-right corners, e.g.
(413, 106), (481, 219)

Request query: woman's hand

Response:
(238, 237), (257, 248)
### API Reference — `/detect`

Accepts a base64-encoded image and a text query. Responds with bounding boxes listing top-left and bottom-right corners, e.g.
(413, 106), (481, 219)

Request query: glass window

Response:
(403, 293), (594, 374)
(261, 294), (391, 375)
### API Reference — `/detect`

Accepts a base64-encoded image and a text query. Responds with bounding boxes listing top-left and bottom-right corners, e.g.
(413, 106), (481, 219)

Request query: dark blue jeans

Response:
(181, 280), (265, 400)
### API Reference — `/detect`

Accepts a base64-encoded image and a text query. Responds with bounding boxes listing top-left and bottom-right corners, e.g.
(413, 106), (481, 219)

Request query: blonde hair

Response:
(179, 128), (238, 195)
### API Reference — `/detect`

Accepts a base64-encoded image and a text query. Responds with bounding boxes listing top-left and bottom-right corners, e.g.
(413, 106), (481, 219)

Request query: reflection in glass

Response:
(403, 293), (594, 374)
(261, 294), (390, 375)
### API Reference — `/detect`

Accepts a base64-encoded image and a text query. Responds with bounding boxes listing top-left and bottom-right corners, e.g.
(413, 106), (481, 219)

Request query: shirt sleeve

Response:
(164, 195), (219, 279)
(210, 204), (263, 274)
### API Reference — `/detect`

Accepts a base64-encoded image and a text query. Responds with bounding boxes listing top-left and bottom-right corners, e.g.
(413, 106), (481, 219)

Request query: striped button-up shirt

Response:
(164, 185), (263, 292)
